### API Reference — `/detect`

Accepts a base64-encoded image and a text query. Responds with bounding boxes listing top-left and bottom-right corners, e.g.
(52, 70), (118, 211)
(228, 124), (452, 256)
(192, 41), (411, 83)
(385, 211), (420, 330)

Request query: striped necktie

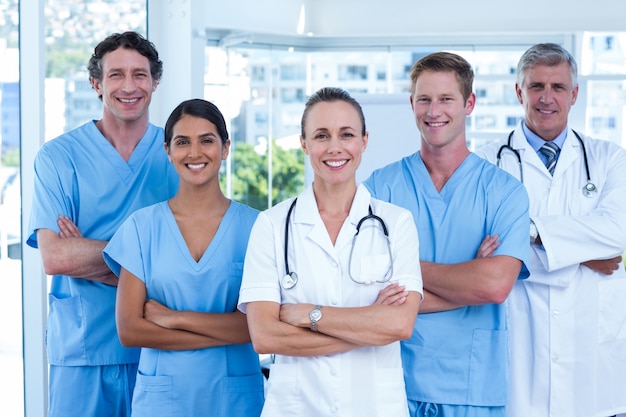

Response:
(540, 142), (560, 175)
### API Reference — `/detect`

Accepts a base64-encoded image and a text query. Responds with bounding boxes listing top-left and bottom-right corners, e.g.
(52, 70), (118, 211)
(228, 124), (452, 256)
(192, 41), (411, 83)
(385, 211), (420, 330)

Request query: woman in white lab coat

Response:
(476, 122), (626, 417)
(238, 87), (423, 417)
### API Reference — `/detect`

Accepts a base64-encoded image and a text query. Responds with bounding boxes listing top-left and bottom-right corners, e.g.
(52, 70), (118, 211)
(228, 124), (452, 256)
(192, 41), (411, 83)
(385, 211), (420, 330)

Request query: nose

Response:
(121, 75), (136, 93)
(327, 135), (342, 153)
(426, 101), (441, 117)
(189, 141), (200, 157)
(540, 88), (554, 104)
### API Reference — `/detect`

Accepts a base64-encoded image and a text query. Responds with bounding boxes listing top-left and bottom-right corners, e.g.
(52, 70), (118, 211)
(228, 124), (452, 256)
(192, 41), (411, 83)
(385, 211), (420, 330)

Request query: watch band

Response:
(309, 305), (323, 332)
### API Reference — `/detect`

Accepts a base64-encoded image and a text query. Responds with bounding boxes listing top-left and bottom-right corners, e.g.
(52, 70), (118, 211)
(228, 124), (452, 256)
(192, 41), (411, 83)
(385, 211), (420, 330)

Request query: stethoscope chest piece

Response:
(582, 182), (598, 198)
(281, 272), (298, 289)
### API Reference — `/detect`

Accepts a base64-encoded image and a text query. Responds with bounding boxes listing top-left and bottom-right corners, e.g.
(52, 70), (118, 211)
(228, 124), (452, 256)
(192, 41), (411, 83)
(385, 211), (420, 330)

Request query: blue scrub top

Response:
(28, 121), (179, 366)
(103, 201), (264, 416)
(365, 151), (529, 407)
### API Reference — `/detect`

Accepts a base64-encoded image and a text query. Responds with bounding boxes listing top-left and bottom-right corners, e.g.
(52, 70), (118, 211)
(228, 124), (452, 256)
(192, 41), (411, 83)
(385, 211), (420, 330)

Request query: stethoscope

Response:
(496, 129), (598, 198)
(281, 198), (393, 289)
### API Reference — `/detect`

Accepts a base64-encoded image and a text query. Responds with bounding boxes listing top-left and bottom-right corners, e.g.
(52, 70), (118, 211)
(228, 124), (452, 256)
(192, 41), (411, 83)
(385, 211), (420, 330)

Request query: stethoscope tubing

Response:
(282, 198), (392, 288)
(496, 129), (597, 197)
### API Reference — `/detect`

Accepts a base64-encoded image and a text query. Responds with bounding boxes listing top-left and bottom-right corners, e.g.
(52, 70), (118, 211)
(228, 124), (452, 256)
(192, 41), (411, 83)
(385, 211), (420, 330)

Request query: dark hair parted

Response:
(516, 43), (578, 87)
(410, 52), (474, 102)
(164, 99), (229, 148)
(300, 87), (366, 139)
(87, 31), (163, 84)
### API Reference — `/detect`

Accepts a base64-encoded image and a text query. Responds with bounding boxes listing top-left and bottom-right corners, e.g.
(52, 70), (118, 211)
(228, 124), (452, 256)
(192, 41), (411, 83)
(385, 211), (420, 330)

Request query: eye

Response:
(314, 133), (328, 140)
(341, 132), (355, 139)
(174, 138), (189, 146)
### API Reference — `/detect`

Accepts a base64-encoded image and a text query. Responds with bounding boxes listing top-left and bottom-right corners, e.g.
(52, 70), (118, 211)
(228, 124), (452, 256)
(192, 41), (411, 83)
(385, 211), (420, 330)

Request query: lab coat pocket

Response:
(358, 254), (392, 284)
(263, 363), (298, 416)
(46, 294), (86, 364)
(131, 373), (173, 417)
(217, 374), (265, 417)
(598, 278), (626, 343)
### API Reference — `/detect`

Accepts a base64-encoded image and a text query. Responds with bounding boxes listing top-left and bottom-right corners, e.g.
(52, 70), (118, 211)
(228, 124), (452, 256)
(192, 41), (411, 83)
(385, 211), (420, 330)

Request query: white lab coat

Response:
(239, 184), (422, 417)
(475, 122), (626, 417)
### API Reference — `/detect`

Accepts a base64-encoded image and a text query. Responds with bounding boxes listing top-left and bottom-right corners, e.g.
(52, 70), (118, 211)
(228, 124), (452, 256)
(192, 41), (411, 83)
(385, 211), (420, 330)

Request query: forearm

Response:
(420, 289), (463, 313)
(421, 256), (520, 305)
(246, 302), (359, 357)
(117, 316), (227, 350)
(314, 293), (419, 346)
(159, 310), (252, 345)
(38, 229), (111, 279)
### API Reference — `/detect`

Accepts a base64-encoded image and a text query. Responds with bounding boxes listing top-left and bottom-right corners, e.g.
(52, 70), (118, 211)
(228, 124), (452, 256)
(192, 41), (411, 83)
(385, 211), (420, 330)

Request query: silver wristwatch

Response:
(309, 305), (323, 332)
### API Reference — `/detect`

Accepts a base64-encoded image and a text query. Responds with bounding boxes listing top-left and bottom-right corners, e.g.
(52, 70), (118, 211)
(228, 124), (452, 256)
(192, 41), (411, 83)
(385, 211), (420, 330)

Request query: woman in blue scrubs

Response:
(103, 99), (264, 416)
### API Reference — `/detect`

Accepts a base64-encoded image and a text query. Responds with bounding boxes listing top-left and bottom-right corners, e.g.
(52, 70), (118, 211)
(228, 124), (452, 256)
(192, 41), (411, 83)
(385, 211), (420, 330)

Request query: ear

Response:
(465, 92), (476, 115)
(361, 132), (369, 153)
(571, 84), (579, 106)
(90, 77), (102, 96)
(222, 139), (231, 160)
(163, 143), (172, 163)
(515, 83), (523, 105)
(300, 135), (308, 155)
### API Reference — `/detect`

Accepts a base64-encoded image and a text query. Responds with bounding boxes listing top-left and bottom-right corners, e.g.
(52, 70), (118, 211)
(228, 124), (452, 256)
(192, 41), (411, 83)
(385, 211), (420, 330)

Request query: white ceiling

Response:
(206, 0), (626, 38)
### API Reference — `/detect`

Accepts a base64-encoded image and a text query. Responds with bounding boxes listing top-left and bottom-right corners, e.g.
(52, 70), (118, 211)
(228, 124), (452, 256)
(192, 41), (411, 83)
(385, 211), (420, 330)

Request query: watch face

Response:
(310, 309), (322, 321)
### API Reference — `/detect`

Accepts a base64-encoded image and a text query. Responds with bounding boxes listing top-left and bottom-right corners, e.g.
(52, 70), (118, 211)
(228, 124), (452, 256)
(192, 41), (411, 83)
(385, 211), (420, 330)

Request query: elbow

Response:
(397, 324), (414, 341)
(117, 331), (139, 347)
(40, 253), (65, 276)
(477, 282), (514, 305)
(116, 321), (142, 347)
(250, 335), (274, 355)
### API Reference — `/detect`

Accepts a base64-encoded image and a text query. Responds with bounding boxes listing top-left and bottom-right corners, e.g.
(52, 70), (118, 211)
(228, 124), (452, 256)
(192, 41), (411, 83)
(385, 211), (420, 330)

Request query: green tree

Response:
(223, 140), (304, 211)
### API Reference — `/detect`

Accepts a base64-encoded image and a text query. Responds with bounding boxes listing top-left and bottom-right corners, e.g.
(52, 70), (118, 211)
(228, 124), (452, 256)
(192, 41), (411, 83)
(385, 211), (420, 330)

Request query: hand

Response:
(581, 256), (623, 275)
(279, 303), (311, 328)
(476, 234), (499, 259)
(144, 299), (176, 328)
(373, 283), (408, 305)
(57, 215), (82, 238)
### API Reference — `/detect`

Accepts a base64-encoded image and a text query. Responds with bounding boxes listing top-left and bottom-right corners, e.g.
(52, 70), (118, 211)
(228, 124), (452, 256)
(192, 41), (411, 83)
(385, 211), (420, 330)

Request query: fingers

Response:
(57, 215), (82, 238)
(476, 234), (500, 259)
(374, 283), (408, 305)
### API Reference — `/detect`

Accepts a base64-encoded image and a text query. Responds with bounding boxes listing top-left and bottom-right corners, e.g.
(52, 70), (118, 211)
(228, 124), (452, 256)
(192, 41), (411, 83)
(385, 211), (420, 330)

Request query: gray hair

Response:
(516, 43), (578, 86)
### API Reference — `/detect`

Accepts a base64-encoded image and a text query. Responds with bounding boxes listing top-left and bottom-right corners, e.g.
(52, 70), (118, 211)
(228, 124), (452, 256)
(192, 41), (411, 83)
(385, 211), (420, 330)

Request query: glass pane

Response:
(207, 46), (305, 210)
(46, 1), (147, 136)
(581, 32), (626, 75)
(586, 80), (626, 147)
(0, 0), (22, 415)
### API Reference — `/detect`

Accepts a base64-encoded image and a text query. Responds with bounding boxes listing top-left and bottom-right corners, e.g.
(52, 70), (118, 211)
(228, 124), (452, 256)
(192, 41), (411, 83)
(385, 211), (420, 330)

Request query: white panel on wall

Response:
(304, 93), (419, 186)
(355, 93), (419, 183)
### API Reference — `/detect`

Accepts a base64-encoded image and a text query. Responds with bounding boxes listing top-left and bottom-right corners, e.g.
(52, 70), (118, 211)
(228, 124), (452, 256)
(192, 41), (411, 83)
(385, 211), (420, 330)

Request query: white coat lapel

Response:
(296, 187), (338, 261)
(551, 129), (580, 178)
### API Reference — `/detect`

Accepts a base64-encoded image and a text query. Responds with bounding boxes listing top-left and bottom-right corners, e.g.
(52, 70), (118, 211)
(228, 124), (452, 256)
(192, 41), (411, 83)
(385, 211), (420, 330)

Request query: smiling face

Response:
(91, 47), (157, 126)
(516, 62), (578, 141)
(165, 115), (229, 187)
(410, 70), (475, 151)
(300, 100), (368, 188)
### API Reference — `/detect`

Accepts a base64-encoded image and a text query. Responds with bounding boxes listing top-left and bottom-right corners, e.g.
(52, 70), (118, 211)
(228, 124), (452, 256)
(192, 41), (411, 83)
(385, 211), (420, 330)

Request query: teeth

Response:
(539, 109), (553, 114)
(326, 160), (347, 167)
(119, 98), (139, 103)
(187, 163), (206, 170)
(428, 122), (446, 127)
